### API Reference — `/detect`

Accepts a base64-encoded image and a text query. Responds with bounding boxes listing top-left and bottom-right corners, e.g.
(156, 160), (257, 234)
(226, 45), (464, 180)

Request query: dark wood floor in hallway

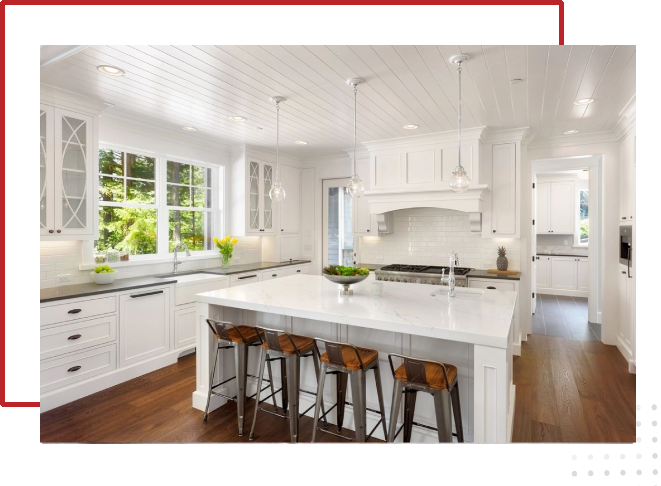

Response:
(41, 336), (635, 443)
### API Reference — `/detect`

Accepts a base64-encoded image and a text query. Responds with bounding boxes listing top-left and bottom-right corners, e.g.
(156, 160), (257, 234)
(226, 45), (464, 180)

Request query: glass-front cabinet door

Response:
(248, 160), (260, 233)
(54, 109), (94, 236)
(40, 105), (55, 235)
(262, 161), (274, 233)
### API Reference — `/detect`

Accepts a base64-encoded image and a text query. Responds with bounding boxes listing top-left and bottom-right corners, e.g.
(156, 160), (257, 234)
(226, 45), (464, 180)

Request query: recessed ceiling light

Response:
(403, 124), (419, 130)
(509, 78), (524, 84)
(97, 65), (125, 76)
(573, 98), (594, 105)
(563, 130), (579, 135)
(229, 116), (247, 122)
(182, 126), (197, 131)
(294, 141), (308, 145)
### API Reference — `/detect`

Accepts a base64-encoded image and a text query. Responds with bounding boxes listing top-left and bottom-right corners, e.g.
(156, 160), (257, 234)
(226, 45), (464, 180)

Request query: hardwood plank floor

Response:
(40, 335), (635, 443)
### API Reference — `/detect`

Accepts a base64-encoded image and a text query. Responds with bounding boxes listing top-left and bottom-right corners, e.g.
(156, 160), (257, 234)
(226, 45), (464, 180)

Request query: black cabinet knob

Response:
(492, 230), (496, 233)
(56, 229), (61, 233)
(49, 229), (54, 234)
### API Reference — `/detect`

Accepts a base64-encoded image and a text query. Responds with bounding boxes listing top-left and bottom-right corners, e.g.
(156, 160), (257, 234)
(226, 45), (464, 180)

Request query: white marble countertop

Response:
(196, 274), (516, 348)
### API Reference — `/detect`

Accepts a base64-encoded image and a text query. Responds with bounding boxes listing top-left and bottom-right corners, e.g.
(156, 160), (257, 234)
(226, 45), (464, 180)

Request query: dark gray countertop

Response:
(40, 260), (312, 303)
(537, 253), (588, 258)
(467, 269), (521, 281)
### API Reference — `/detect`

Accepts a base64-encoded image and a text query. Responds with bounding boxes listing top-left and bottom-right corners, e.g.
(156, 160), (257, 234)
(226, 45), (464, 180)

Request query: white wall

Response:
(359, 208), (521, 270)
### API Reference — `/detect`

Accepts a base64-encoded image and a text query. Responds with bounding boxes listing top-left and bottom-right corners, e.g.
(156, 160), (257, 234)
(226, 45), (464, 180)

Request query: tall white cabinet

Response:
(40, 104), (96, 240)
(536, 182), (574, 234)
(490, 143), (517, 236)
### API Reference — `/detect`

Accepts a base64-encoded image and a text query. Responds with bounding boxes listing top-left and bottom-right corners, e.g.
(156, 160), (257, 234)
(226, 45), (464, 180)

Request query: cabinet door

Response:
(247, 160), (261, 234)
(491, 143), (517, 235)
(551, 257), (577, 290)
(577, 257), (589, 291)
(536, 183), (550, 234)
(550, 182), (574, 234)
(279, 165), (301, 233)
(40, 105), (55, 235)
(54, 109), (94, 236)
(536, 256), (551, 289)
(627, 135), (635, 221)
(619, 141), (628, 221)
(353, 158), (375, 235)
(119, 288), (170, 367)
(174, 306), (196, 349)
(618, 267), (630, 348)
(261, 161), (275, 233)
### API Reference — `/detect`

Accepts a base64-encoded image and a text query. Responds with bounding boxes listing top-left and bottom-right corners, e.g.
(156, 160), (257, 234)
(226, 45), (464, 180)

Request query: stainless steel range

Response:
(375, 264), (472, 286)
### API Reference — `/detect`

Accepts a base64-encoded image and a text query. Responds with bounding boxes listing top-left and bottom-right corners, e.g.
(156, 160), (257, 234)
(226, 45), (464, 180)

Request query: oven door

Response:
(620, 226), (632, 266)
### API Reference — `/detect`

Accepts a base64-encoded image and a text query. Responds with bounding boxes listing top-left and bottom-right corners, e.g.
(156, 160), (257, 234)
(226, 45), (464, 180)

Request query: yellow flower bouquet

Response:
(213, 236), (238, 268)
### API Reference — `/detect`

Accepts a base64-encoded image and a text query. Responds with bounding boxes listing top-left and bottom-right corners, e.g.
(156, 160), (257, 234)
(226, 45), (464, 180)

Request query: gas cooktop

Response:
(375, 264), (473, 286)
(378, 264), (472, 276)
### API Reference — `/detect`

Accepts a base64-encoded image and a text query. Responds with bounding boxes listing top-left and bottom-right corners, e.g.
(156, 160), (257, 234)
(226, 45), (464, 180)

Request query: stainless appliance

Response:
(375, 264), (472, 286)
(620, 225), (632, 267)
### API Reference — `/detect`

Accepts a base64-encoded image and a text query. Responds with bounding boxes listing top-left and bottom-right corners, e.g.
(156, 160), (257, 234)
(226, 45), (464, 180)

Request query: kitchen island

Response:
(193, 274), (516, 443)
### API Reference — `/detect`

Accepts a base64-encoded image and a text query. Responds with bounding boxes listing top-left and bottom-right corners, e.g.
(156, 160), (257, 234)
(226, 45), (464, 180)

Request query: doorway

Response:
(322, 178), (354, 268)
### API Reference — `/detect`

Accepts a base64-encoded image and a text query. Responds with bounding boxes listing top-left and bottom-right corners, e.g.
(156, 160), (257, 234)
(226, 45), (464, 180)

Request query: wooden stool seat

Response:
(320, 345), (379, 370)
(394, 362), (458, 390)
(261, 333), (314, 355)
(220, 325), (263, 345)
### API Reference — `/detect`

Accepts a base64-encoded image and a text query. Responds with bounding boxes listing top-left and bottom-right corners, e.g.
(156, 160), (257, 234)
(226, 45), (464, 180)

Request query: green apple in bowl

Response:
(90, 265), (118, 284)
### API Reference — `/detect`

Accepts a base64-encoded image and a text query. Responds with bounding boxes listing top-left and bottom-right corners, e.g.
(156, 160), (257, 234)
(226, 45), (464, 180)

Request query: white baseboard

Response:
(40, 345), (196, 413)
(537, 288), (588, 298)
(616, 335), (633, 364)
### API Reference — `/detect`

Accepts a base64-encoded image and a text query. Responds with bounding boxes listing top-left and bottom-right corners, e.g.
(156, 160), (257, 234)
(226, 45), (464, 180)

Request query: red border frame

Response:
(1, 1), (564, 408)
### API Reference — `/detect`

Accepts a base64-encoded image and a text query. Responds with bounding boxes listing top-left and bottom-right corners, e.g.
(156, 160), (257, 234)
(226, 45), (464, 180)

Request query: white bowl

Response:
(90, 271), (118, 285)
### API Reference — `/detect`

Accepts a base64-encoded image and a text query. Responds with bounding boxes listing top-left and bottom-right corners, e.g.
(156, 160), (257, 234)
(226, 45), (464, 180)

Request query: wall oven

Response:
(620, 225), (632, 268)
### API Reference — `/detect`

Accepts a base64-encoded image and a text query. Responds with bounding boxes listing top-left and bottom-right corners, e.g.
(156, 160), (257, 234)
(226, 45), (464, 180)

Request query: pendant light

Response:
(449, 54), (471, 194)
(346, 78), (365, 198)
(269, 96), (286, 202)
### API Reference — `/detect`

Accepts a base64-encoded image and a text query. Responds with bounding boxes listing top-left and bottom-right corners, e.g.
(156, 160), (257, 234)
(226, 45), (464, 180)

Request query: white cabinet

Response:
(577, 257), (589, 291)
(279, 165), (301, 233)
(119, 288), (171, 367)
(231, 154), (276, 235)
(620, 131), (636, 222)
(229, 271), (263, 287)
(174, 306), (196, 349)
(536, 182), (574, 234)
(617, 263), (635, 366)
(40, 105), (96, 239)
(490, 143), (517, 236)
(536, 256), (551, 289)
(353, 158), (377, 236)
(551, 256), (578, 290)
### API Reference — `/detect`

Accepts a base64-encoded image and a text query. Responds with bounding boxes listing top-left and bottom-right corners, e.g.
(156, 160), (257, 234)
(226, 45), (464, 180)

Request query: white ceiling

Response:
(40, 45), (636, 158)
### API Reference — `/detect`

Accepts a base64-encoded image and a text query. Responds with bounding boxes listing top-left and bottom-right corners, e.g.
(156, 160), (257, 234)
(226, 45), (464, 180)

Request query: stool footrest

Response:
(392, 421), (459, 440)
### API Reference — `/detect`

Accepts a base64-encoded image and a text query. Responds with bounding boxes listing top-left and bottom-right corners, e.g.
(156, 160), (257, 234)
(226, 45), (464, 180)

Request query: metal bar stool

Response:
(387, 353), (464, 443)
(311, 338), (388, 442)
(249, 327), (327, 443)
(203, 319), (280, 436)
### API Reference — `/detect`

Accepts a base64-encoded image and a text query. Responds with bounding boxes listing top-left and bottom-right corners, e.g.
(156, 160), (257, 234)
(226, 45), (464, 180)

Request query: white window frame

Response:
(574, 185), (589, 248)
(83, 143), (223, 266)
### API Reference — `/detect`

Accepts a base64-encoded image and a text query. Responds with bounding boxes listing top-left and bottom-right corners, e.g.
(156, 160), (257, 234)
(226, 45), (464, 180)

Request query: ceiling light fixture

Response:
(229, 116), (247, 122)
(573, 98), (594, 106)
(509, 78), (523, 84)
(564, 130), (579, 135)
(269, 96), (286, 202)
(403, 124), (419, 130)
(346, 78), (365, 198)
(294, 141), (308, 145)
(97, 65), (125, 76)
(182, 126), (197, 132)
(449, 54), (471, 194)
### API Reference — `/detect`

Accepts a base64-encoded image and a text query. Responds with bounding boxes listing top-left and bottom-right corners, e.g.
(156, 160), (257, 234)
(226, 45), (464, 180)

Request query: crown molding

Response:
(244, 144), (303, 167)
(481, 127), (530, 144)
(619, 94), (636, 119)
(528, 129), (621, 150)
(40, 83), (107, 115)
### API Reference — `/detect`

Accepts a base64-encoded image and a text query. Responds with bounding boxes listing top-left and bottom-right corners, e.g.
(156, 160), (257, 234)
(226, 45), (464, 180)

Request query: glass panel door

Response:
(249, 161), (260, 231)
(262, 162), (273, 231)
(60, 115), (88, 229)
(40, 105), (55, 235)
(322, 178), (354, 267)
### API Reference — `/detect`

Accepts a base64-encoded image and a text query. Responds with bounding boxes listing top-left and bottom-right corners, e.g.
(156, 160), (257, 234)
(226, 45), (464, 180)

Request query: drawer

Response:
(289, 264), (310, 275)
(41, 315), (117, 360)
(262, 269), (288, 280)
(467, 279), (516, 291)
(40, 344), (117, 394)
(229, 272), (263, 287)
(175, 278), (229, 306)
(41, 296), (116, 326)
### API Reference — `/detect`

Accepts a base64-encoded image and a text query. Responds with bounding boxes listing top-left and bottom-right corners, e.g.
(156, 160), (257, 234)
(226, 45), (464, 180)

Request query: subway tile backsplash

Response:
(40, 237), (264, 289)
(359, 208), (521, 270)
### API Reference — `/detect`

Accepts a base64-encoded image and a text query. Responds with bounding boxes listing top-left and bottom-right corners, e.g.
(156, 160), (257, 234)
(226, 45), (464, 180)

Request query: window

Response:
(578, 189), (589, 245)
(92, 147), (220, 261)
(97, 149), (158, 255)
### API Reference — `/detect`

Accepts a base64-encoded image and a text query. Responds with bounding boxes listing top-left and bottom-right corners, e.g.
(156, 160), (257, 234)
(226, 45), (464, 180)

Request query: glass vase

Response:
(221, 253), (230, 268)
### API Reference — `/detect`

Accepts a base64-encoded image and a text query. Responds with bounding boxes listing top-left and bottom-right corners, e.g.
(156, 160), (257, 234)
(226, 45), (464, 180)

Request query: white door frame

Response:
(322, 178), (351, 268)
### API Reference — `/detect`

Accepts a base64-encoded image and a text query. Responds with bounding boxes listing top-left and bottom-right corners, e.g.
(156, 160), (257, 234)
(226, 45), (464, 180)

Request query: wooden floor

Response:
(41, 335), (635, 443)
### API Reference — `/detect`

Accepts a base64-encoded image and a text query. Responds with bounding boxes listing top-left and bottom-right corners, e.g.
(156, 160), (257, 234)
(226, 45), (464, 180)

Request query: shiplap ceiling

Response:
(40, 45), (636, 158)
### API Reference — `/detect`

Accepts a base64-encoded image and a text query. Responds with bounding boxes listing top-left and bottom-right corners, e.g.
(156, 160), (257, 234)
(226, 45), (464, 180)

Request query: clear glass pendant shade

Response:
(269, 180), (286, 202)
(449, 165), (471, 193)
(347, 174), (365, 198)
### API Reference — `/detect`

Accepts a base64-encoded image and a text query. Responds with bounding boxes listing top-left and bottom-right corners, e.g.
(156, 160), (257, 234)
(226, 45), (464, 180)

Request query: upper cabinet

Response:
(536, 181), (574, 234)
(620, 130), (636, 222)
(353, 157), (377, 235)
(490, 143), (517, 236)
(279, 164), (301, 233)
(40, 104), (96, 240)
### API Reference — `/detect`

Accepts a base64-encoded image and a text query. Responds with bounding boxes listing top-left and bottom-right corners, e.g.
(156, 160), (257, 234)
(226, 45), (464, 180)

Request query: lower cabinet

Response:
(536, 255), (588, 297)
(577, 258), (589, 291)
(119, 288), (171, 367)
(40, 344), (117, 394)
(551, 257), (577, 290)
(174, 306), (196, 349)
(617, 265), (635, 365)
(536, 256), (551, 289)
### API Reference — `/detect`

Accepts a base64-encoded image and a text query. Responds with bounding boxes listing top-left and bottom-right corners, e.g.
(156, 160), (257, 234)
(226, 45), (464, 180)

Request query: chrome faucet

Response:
(173, 242), (191, 274)
(441, 251), (460, 297)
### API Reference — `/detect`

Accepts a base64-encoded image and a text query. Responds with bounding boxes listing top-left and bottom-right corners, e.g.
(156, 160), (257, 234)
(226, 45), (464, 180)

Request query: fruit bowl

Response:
(323, 274), (369, 296)
(90, 271), (118, 285)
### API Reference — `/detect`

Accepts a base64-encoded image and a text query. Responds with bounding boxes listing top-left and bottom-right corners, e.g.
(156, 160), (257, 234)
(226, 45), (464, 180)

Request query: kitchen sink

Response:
(154, 271), (229, 305)
(155, 271), (222, 283)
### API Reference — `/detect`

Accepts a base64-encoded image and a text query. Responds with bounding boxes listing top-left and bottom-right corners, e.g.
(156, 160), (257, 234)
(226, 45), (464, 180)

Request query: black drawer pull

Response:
(272, 274), (277, 277)
(68, 309), (82, 314)
(67, 334), (82, 340)
(296, 270), (301, 273)
(487, 286), (496, 290)
(238, 275), (257, 280)
(130, 290), (164, 298)
(67, 366), (81, 373)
